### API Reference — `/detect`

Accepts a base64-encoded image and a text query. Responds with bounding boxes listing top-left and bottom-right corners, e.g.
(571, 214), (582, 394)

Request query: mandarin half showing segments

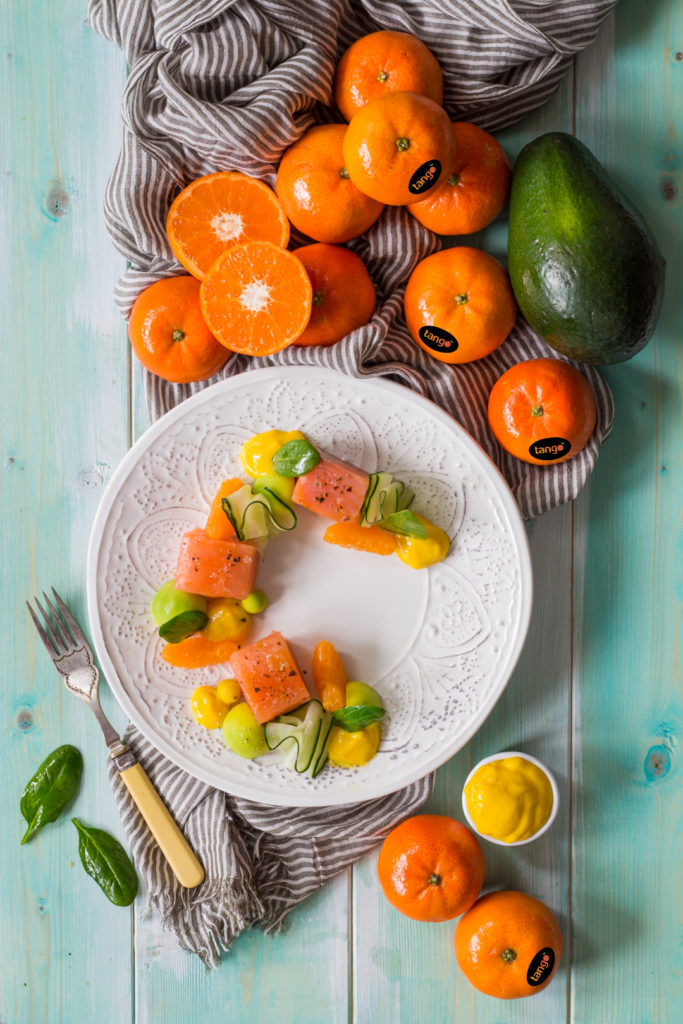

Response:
(167, 171), (290, 280)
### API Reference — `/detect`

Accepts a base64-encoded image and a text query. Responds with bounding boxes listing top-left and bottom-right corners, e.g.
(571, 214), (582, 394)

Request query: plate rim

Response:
(86, 365), (533, 806)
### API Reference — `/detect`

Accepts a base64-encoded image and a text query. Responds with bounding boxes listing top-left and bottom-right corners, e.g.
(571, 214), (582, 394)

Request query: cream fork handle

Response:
(119, 763), (205, 888)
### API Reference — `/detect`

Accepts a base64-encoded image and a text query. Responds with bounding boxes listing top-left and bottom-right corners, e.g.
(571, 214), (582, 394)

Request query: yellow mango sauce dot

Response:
(239, 429), (305, 478)
(327, 723), (381, 768)
(463, 756), (554, 843)
(190, 685), (229, 729)
(395, 514), (450, 569)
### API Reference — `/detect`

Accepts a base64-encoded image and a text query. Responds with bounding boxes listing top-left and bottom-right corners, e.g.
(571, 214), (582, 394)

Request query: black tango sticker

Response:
(419, 325), (458, 354)
(526, 947), (555, 987)
(408, 159), (442, 195)
(529, 437), (571, 461)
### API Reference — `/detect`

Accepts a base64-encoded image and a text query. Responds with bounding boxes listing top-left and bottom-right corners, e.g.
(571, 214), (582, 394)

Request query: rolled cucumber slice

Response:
(222, 482), (297, 541)
(309, 714), (334, 778)
(360, 472), (415, 526)
(264, 700), (330, 774)
(252, 481), (297, 531)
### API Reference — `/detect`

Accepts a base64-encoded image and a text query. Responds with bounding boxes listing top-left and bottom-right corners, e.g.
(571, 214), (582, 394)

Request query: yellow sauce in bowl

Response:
(463, 755), (555, 844)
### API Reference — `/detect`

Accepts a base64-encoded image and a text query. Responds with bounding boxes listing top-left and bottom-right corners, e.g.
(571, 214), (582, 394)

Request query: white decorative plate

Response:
(87, 366), (532, 806)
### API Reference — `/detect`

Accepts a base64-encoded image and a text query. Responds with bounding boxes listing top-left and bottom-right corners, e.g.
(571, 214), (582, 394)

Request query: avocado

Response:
(507, 132), (665, 365)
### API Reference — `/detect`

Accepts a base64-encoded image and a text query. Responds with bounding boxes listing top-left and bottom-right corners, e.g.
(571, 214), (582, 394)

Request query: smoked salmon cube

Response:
(292, 456), (369, 523)
(229, 631), (310, 725)
(174, 528), (259, 599)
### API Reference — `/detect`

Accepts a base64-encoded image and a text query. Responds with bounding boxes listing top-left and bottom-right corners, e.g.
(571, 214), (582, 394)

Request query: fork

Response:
(27, 588), (204, 889)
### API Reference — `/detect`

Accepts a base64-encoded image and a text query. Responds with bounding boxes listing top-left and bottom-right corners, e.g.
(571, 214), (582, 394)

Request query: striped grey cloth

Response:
(107, 729), (433, 965)
(92, 0), (617, 965)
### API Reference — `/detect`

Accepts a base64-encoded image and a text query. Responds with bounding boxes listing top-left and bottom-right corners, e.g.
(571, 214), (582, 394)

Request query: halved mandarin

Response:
(166, 171), (290, 280)
(199, 241), (312, 355)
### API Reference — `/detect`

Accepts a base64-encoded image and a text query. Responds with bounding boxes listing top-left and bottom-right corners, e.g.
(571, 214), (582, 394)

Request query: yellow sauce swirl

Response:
(239, 429), (305, 478)
(464, 756), (554, 843)
(394, 514), (450, 569)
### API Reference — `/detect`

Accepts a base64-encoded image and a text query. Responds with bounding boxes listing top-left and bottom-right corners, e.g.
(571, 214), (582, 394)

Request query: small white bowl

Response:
(461, 750), (559, 847)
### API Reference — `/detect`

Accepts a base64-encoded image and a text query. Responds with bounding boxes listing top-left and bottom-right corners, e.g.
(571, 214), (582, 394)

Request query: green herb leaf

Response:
(20, 744), (83, 845)
(72, 818), (139, 907)
(272, 439), (321, 478)
(332, 705), (385, 732)
(159, 609), (208, 644)
(379, 510), (428, 538)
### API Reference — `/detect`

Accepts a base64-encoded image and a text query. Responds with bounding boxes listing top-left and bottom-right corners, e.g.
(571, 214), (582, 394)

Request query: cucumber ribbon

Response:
(360, 473), (426, 537)
(222, 483), (297, 541)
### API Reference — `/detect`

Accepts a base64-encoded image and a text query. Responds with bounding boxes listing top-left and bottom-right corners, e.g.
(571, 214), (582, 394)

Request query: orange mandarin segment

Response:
(205, 477), (242, 539)
(160, 635), (240, 669)
(312, 640), (348, 712)
(323, 520), (398, 555)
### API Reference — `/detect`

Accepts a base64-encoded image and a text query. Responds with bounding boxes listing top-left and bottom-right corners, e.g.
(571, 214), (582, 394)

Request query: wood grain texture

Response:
(571, 2), (683, 1022)
(1, 2), (132, 1023)
(2, 0), (681, 1021)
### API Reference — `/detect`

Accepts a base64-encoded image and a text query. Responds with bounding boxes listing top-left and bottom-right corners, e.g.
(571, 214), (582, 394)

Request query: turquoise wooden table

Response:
(2, 1), (681, 1021)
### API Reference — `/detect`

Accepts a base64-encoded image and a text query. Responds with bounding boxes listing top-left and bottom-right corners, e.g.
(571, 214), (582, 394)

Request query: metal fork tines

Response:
(27, 586), (205, 888)
(27, 588), (124, 753)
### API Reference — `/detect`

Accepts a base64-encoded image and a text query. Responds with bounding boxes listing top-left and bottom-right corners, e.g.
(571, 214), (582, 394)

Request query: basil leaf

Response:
(272, 439), (321, 478)
(379, 510), (428, 539)
(20, 744), (83, 845)
(159, 609), (208, 643)
(72, 818), (138, 907)
(332, 705), (385, 732)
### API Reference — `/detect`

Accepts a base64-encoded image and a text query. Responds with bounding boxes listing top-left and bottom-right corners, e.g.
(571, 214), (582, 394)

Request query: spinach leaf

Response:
(20, 744), (83, 845)
(379, 510), (428, 538)
(332, 705), (385, 732)
(272, 439), (321, 477)
(158, 609), (208, 644)
(72, 818), (138, 907)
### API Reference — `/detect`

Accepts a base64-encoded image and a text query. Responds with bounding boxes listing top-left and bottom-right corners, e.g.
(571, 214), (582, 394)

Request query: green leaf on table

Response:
(20, 744), (83, 845)
(332, 705), (386, 732)
(379, 510), (427, 538)
(159, 609), (208, 644)
(72, 818), (139, 907)
(272, 439), (321, 478)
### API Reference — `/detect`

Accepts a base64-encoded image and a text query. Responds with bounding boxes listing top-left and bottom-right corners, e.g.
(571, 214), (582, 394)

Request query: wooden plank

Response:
(0, 2), (133, 1022)
(572, 1), (683, 1021)
(133, 859), (349, 1023)
(351, 67), (577, 1020)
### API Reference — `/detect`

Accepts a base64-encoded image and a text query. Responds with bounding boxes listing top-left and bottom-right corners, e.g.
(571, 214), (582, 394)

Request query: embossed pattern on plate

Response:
(87, 367), (532, 806)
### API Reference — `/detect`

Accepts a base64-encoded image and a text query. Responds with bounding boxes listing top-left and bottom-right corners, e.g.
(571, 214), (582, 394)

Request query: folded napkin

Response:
(91, 0), (617, 965)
